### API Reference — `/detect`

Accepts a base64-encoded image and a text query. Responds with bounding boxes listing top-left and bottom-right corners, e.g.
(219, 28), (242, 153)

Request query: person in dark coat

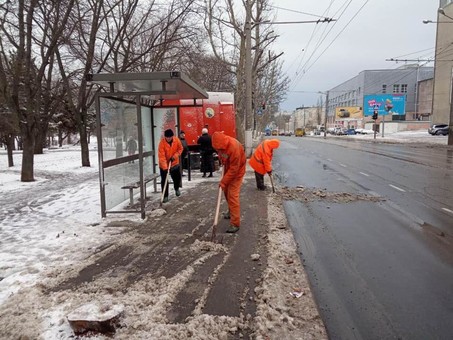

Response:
(197, 128), (215, 177)
(179, 130), (189, 175)
(126, 136), (138, 163)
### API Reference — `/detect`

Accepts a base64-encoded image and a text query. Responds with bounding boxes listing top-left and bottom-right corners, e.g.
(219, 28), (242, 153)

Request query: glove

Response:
(267, 171), (272, 175)
(170, 156), (175, 162)
(219, 182), (226, 189)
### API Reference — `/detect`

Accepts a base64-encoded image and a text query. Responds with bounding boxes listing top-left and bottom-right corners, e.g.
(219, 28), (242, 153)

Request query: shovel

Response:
(210, 167), (225, 243)
(269, 172), (276, 193)
(160, 160), (172, 207)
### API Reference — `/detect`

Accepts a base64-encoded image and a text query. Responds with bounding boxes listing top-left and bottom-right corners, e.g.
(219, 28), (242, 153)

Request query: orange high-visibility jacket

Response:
(249, 139), (280, 175)
(212, 132), (246, 187)
(158, 137), (183, 170)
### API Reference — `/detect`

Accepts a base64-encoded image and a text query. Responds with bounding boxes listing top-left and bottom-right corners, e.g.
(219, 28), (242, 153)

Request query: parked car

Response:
(428, 124), (449, 135)
(345, 128), (356, 135)
(355, 128), (373, 134)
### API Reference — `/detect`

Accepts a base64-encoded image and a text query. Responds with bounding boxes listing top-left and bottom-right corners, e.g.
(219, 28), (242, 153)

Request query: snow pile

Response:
(252, 194), (328, 340)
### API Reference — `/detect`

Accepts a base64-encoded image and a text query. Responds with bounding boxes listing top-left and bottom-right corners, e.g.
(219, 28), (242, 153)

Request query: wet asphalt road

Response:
(273, 136), (453, 340)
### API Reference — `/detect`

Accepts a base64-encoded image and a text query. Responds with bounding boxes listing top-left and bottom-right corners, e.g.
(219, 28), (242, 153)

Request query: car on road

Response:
(428, 124), (449, 135)
(345, 128), (357, 135)
(295, 128), (305, 137)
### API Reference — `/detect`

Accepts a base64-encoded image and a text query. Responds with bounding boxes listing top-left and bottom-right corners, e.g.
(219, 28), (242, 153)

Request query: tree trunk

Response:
(80, 126), (90, 167)
(58, 129), (64, 147)
(78, 108), (91, 167)
(6, 135), (15, 167)
(34, 128), (45, 154)
(21, 131), (35, 181)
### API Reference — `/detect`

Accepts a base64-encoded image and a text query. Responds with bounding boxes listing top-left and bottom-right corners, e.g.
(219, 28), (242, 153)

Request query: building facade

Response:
(327, 66), (434, 128)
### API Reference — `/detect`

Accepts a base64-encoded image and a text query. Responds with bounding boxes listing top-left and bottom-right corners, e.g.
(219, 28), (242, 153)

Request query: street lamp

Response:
(422, 19), (453, 24)
(439, 7), (453, 21)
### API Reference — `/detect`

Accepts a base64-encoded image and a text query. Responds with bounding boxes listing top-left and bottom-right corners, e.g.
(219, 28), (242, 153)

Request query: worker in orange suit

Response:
(212, 131), (246, 233)
(249, 139), (280, 190)
(158, 129), (183, 203)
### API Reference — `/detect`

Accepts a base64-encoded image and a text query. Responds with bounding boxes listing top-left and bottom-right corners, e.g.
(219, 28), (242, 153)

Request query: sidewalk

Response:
(0, 165), (327, 339)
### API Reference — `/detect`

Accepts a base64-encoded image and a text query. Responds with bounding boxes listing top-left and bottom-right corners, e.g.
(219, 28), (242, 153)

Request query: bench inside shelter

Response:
(121, 173), (160, 205)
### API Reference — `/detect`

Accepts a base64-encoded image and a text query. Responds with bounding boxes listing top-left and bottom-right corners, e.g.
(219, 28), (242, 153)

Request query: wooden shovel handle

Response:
(160, 160), (172, 205)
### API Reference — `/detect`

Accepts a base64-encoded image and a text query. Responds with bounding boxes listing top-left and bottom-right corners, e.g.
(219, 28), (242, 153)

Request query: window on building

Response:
(382, 84), (387, 93)
(401, 84), (407, 93)
(393, 84), (400, 93)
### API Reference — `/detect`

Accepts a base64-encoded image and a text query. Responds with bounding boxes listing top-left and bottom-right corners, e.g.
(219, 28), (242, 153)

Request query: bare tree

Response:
(203, 0), (287, 143)
(0, 0), (76, 181)
(56, 0), (201, 167)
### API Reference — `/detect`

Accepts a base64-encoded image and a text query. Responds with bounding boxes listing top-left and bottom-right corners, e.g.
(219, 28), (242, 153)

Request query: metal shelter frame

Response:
(89, 71), (208, 219)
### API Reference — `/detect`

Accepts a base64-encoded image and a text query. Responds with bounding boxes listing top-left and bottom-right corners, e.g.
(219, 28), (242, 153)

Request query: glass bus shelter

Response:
(90, 71), (208, 219)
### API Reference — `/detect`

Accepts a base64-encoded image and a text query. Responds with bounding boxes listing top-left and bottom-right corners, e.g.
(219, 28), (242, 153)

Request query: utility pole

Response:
(449, 69), (453, 145)
(323, 91), (329, 138)
(244, 0), (253, 156)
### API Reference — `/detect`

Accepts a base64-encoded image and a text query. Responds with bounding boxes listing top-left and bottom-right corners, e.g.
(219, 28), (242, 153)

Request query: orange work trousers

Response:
(223, 175), (244, 227)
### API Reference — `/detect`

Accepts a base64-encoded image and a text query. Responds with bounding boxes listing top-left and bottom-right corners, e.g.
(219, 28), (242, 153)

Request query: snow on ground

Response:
(0, 142), (209, 308)
(330, 129), (449, 144)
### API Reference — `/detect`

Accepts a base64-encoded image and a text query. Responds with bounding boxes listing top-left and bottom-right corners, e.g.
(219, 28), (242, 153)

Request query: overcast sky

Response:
(270, 0), (439, 111)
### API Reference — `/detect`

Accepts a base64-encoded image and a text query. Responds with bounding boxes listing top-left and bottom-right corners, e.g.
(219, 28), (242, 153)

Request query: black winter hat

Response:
(164, 129), (174, 137)
(180, 130), (185, 134)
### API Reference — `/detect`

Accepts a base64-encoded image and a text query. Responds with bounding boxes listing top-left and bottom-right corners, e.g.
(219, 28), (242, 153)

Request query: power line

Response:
(269, 5), (329, 19)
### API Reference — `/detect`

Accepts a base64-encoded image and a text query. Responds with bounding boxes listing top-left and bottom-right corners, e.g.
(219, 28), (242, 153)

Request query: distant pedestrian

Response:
(212, 131), (246, 233)
(249, 139), (280, 190)
(197, 128), (215, 177)
(179, 130), (189, 176)
(158, 129), (183, 203)
(126, 136), (138, 163)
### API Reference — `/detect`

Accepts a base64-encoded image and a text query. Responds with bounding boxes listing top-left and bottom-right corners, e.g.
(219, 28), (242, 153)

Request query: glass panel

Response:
(100, 97), (140, 211)
(141, 106), (156, 189)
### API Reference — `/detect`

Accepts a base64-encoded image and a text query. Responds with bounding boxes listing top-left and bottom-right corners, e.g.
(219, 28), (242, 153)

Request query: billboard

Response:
(363, 94), (406, 116)
(335, 106), (363, 120)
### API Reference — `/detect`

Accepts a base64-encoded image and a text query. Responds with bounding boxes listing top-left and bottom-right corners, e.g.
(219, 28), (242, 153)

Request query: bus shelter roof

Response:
(88, 71), (208, 100)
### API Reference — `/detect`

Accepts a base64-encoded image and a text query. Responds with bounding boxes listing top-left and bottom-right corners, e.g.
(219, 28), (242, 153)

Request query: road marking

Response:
(389, 184), (405, 192)
(359, 172), (369, 177)
(442, 208), (453, 214)
(339, 163), (347, 167)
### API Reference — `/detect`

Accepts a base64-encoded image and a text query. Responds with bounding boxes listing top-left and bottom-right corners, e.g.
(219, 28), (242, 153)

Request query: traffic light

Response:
(372, 110), (378, 120)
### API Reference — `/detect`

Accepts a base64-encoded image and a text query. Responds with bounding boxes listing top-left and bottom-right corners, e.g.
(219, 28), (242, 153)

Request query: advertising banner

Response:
(363, 94), (406, 116)
(335, 106), (363, 120)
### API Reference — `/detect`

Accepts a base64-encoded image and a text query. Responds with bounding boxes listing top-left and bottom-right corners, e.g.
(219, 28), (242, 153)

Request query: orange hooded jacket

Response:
(249, 139), (280, 175)
(212, 132), (246, 187)
(158, 136), (183, 170)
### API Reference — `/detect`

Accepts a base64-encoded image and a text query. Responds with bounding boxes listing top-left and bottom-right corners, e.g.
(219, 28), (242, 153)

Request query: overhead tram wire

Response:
(293, 44), (445, 100)
(359, 42), (453, 92)
(300, 0), (371, 83)
(273, 2), (337, 76)
(290, 0), (351, 88)
(290, 0), (336, 79)
(290, 0), (356, 91)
